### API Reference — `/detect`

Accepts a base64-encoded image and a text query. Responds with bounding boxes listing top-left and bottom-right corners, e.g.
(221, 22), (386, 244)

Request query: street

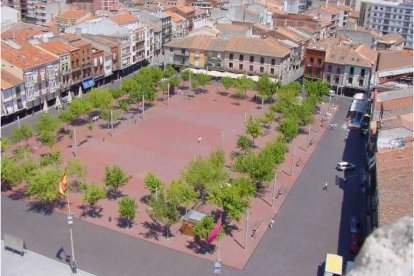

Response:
(1, 96), (366, 276)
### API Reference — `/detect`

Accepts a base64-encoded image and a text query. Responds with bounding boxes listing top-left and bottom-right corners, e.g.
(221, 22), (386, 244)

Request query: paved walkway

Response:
(1, 241), (95, 276)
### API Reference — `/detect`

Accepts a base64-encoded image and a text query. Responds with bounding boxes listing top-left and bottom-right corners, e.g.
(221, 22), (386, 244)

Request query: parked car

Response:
(336, 162), (356, 171)
(350, 233), (361, 254)
(350, 216), (361, 234)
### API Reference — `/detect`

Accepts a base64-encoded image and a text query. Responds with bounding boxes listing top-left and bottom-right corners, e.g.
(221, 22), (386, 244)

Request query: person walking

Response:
(323, 181), (328, 190)
(197, 136), (202, 143)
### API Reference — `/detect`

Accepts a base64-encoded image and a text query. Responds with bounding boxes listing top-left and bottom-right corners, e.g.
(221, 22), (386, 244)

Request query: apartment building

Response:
(164, 35), (291, 82)
(164, 10), (189, 38)
(376, 32), (405, 50)
(1, 5), (21, 23)
(373, 49), (413, 85)
(33, 0), (69, 25)
(1, 70), (26, 120)
(1, 41), (60, 111)
(2, 0), (26, 18)
(55, 9), (91, 32)
(359, 0), (413, 49)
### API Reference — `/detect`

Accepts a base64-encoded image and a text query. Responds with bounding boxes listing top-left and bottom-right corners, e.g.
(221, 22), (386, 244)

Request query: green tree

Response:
(58, 110), (75, 126)
(168, 75), (181, 89)
(245, 117), (263, 145)
(163, 64), (176, 78)
(193, 215), (215, 240)
(148, 191), (180, 239)
(111, 88), (125, 100)
(69, 98), (92, 122)
(36, 113), (61, 134)
(86, 88), (113, 110)
(236, 135), (253, 154)
(12, 125), (33, 145)
(38, 131), (57, 149)
(256, 75), (273, 108)
(261, 136), (287, 165)
(118, 197), (138, 228)
(221, 76), (234, 94)
(121, 79), (137, 94)
(235, 76), (252, 99)
(280, 117), (300, 141)
(180, 70), (190, 81)
(160, 80), (169, 96)
(82, 182), (106, 217)
(167, 180), (198, 211)
(104, 165), (131, 198)
(144, 172), (163, 195)
(39, 150), (62, 168)
(233, 151), (274, 184)
(1, 138), (11, 152)
(260, 110), (275, 127)
(1, 156), (25, 189)
(13, 145), (32, 161)
(119, 100), (130, 112)
(233, 177), (256, 199)
(196, 73), (212, 89)
(66, 158), (87, 191)
(26, 169), (61, 211)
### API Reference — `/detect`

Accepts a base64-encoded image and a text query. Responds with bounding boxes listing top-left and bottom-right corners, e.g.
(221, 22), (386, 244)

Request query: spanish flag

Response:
(58, 173), (68, 196)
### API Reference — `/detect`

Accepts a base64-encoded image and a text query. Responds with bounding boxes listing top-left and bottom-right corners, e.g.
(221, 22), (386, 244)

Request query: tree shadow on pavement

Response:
(139, 194), (151, 205)
(7, 188), (27, 200)
(78, 204), (103, 218)
(186, 237), (215, 255)
(139, 221), (164, 241)
(27, 201), (55, 215)
(117, 217), (135, 229)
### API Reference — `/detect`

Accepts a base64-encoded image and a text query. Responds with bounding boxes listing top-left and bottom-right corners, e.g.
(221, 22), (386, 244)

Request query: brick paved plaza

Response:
(5, 83), (336, 269)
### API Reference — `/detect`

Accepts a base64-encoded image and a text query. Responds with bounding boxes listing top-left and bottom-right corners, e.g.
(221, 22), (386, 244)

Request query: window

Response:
(250, 65), (253, 71)
(328, 65), (332, 72)
(359, 79), (364, 87)
(250, 56), (254, 62)
(350, 67), (354, 75)
(327, 75), (331, 83)
(348, 77), (352, 84)
(361, 69), (365, 77)
(230, 53), (234, 60)
(181, 49), (185, 54)
(229, 62), (233, 68)
(271, 59), (275, 65)
(308, 68), (312, 76)
(260, 57), (264, 64)
(316, 69), (320, 78)
(239, 55), (244, 61)
(260, 67), (264, 73)
(310, 57), (314, 65)
(270, 68), (274, 74)
(335, 77), (339, 84)
(239, 64), (243, 70)
(317, 58), (322, 66)
(336, 68), (341, 74)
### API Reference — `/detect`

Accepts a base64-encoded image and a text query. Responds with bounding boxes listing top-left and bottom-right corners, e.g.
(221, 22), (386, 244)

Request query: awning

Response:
(82, 79), (95, 90)
(325, 254), (343, 275)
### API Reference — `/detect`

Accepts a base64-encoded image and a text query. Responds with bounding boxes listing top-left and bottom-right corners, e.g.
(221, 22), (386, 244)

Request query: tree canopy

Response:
(118, 197), (138, 228)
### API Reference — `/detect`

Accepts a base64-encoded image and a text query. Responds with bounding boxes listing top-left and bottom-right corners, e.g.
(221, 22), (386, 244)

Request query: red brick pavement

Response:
(5, 84), (337, 270)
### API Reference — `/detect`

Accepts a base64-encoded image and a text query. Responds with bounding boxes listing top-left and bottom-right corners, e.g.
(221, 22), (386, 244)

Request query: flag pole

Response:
(64, 181), (77, 274)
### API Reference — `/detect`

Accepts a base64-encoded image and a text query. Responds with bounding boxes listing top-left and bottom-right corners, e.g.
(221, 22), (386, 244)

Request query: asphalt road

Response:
(1, 96), (365, 276)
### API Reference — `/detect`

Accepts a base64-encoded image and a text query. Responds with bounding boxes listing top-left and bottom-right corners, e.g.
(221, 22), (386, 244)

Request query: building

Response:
(164, 35), (292, 82)
(135, 10), (172, 45)
(32, 0), (69, 25)
(367, 88), (413, 228)
(2, 0), (27, 18)
(164, 10), (189, 38)
(358, 0), (413, 49)
(337, 25), (380, 47)
(376, 33), (405, 50)
(373, 49), (413, 85)
(1, 5), (21, 23)
(282, 0), (308, 14)
(1, 40), (60, 113)
(55, 9), (92, 32)
(1, 69), (26, 122)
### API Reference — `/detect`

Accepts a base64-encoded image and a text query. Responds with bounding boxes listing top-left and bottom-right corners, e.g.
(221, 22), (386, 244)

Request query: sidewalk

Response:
(1, 241), (96, 276)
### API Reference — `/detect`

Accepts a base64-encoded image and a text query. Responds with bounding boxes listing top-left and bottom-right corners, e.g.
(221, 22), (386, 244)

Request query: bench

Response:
(251, 218), (264, 238)
(4, 233), (25, 256)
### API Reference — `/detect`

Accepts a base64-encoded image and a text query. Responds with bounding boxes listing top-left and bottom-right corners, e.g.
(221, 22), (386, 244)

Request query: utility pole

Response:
(272, 172), (277, 207)
(167, 82), (170, 104)
(290, 145), (295, 174)
(110, 109), (114, 135)
(244, 210), (249, 249)
(17, 116), (21, 129)
(66, 194), (77, 274)
(307, 124), (311, 150)
(142, 95), (145, 119)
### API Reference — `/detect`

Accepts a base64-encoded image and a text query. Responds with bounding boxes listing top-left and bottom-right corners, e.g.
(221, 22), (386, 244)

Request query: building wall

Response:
(359, 1), (413, 49)
(303, 49), (325, 80)
(1, 83), (26, 117)
(323, 63), (371, 92)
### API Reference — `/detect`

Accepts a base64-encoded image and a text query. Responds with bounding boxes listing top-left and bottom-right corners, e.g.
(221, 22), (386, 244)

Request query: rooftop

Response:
(57, 9), (90, 21)
(378, 33), (405, 45)
(377, 50), (413, 72)
(37, 40), (78, 55)
(1, 42), (58, 70)
(109, 12), (138, 26)
(325, 44), (373, 67)
(164, 10), (185, 23)
(225, 36), (290, 57)
(321, 6), (341, 15)
(176, 4), (195, 14)
(1, 23), (52, 44)
(1, 69), (23, 90)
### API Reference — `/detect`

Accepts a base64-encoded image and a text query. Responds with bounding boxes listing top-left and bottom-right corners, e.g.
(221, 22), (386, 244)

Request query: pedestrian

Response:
(197, 136), (202, 143)
(269, 219), (274, 229)
(343, 177), (347, 183)
(323, 181), (328, 190)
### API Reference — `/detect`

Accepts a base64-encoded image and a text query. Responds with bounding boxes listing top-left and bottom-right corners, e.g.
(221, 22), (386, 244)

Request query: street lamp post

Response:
(290, 145), (296, 175)
(307, 125), (311, 150)
(142, 95), (145, 119)
(272, 172), (277, 207)
(244, 210), (249, 249)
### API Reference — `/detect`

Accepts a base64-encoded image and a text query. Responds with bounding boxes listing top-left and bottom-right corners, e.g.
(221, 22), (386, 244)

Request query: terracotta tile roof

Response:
(376, 141), (413, 225)
(79, 34), (119, 47)
(176, 4), (195, 14)
(194, 7), (206, 16)
(378, 33), (405, 45)
(1, 42), (58, 70)
(321, 6), (341, 15)
(326, 45), (373, 67)
(274, 27), (308, 43)
(267, 6), (283, 14)
(1, 23), (51, 44)
(57, 9), (89, 20)
(336, 5), (352, 11)
(165, 35), (212, 50)
(37, 40), (78, 55)
(216, 23), (250, 32)
(377, 50), (414, 72)
(109, 12), (138, 25)
(59, 33), (90, 47)
(207, 38), (228, 51)
(354, 44), (378, 66)
(307, 37), (343, 51)
(1, 69), (23, 90)
(164, 10), (185, 23)
(226, 36), (290, 57)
